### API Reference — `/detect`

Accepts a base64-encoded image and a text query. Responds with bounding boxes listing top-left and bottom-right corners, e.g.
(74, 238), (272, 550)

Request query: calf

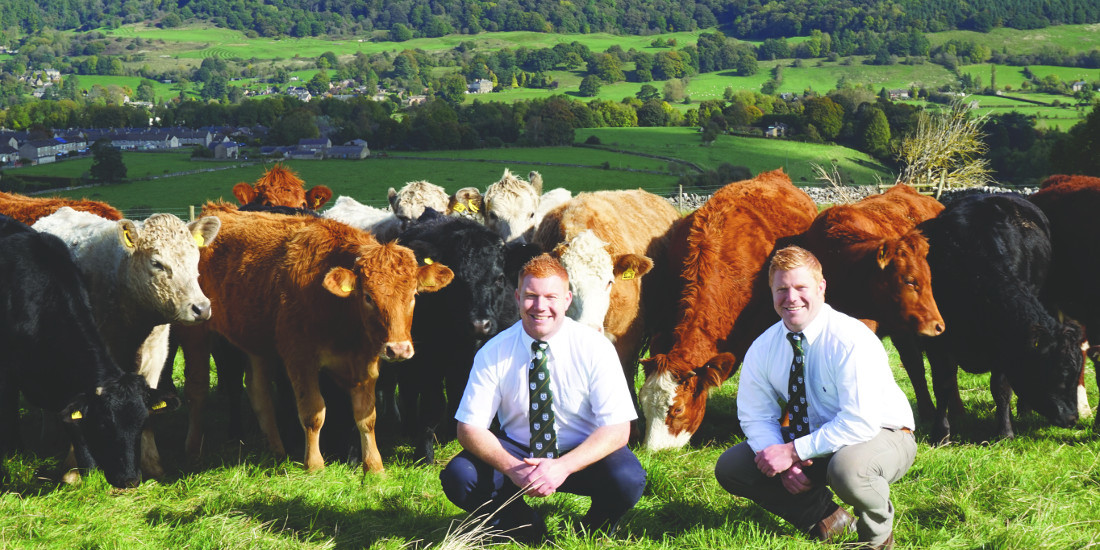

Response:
(232, 163), (332, 211)
(639, 169), (818, 450)
(0, 190), (121, 225)
(917, 193), (1082, 442)
(393, 214), (537, 462)
(181, 203), (453, 472)
(33, 207), (220, 478)
(0, 214), (178, 489)
(479, 169), (571, 243)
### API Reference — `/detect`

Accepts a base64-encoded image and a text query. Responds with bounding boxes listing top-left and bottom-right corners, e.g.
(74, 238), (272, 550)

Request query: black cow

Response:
(393, 213), (539, 463)
(905, 193), (1082, 442)
(0, 214), (178, 488)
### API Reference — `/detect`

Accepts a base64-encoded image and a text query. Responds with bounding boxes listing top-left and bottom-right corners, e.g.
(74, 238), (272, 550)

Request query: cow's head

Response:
(60, 373), (180, 488)
(1012, 320), (1084, 428)
(115, 214), (221, 325)
(233, 164), (332, 211)
(873, 230), (945, 337)
(553, 230), (653, 338)
(322, 242), (453, 361)
(638, 353), (733, 450)
(448, 187), (485, 223)
(483, 169), (542, 244)
(388, 181), (449, 231)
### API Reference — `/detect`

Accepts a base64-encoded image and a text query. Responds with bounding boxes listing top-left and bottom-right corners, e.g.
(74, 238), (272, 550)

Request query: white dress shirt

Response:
(737, 304), (915, 460)
(455, 317), (637, 452)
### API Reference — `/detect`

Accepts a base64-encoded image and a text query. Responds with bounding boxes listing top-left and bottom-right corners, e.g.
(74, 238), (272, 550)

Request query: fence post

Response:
(678, 184), (684, 210)
(189, 205), (195, 222)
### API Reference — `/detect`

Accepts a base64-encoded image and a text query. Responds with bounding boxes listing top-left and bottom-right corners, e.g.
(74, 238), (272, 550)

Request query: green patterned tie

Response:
(529, 340), (558, 458)
(786, 332), (809, 443)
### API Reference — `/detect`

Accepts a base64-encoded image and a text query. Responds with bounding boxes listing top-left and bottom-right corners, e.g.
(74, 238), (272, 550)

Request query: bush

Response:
(585, 135), (602, 145)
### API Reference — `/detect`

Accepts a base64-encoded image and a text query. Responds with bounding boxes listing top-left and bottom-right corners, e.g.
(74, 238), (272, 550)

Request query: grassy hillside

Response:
(927, 23), (1100, 55)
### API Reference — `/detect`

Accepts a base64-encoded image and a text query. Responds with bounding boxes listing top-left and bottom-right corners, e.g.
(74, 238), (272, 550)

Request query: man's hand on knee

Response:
(780, 459), (814, 494)
(754, 442), (801, 477)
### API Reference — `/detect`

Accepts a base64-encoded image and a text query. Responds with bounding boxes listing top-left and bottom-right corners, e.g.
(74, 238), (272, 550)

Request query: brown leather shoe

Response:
(808, 505), (855, 542)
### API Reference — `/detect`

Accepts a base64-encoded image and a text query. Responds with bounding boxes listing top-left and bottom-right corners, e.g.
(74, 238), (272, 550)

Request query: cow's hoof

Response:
(60, 469), (82, 485)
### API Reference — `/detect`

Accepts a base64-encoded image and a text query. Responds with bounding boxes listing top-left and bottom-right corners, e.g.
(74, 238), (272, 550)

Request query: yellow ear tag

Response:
(621, 268), (636, 280)
(424, 257), (434, 265)
(70, 410), (83, 420)
(341, 283), (354, 293)
(151, 401), (167, 411)
(468, 201), (479, 213)
(453, 202), (467, 213)
(193, 233), (205, 247)
(123, 229), (135, 248)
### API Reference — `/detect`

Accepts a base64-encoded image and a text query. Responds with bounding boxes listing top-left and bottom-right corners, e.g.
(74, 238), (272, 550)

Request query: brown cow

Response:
(232, 163), (332, 211)
(533, 189), (682, 409)
(1029, 174), (1100, 426)
(180, 202), (453, 472)
(800, 183), (946, 418)
(0, 190), (121, 225)
(639, 169), (817, 450)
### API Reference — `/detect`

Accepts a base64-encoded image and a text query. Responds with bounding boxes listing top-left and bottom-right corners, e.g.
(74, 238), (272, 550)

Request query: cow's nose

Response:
(472, 319), (492, 336)
(191, 303), (211, 321)
(383, 341), (414, 361)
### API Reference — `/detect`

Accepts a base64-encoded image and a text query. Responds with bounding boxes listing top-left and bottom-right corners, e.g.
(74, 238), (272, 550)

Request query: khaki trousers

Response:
(714, 428), (916, 546)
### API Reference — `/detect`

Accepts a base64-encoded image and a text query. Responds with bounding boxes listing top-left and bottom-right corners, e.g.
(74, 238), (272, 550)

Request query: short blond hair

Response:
(519, 253), (569, 287)
(768, 245), (823, 285)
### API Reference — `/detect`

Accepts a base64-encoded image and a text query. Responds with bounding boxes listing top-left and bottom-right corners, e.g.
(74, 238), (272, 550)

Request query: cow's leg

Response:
(210, 334), (247, 442)
(349, 362), (383, 474)
(244, 355), (287, 460)
(990, 370), (1015, 440)
(137, 325), (170, 479)
(927, 343), (957, 444)
(891, 333), (936, 420)
(180, 325), (212, 459)
(286, 365), (326, 471)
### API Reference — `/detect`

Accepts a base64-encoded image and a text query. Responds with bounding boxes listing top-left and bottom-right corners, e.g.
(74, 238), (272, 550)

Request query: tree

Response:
(306, 71), (330, 95)
(90, 139), (126, 183)
(802, 96), (844, 140)
(636, 84), (660, 101)
(578, 75), (602, 97)
(861, 107), (892, 158)
(438, 73), (468, 105)
(897, 100), (993, 198)
(135, 80), (156, 103)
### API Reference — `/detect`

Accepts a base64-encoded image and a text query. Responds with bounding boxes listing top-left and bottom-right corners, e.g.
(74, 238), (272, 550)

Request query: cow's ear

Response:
(144, 388), (181, 415)
(323, 267), (357, 298)
(701, 353), (738, 386)
(417, 263), (454, 293)
(306, 185), (333, 210)
(401, 240), (440, 265)
(60, 396), (89, 424)
(612, 253), (653, 282)
(187, 216), (221, 248)
(449, 187), (483, 215)
(118, 219), (140, 252)
(528, 171), (543, 195)
(232, 182), (257, 205)
(387, 187), (399, 210)
(876, 241), (893, 269)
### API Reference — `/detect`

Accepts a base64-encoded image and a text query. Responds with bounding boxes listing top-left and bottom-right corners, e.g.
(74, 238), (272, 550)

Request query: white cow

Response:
(480, 169), (571, 243)
(322, 196), (400, 238)
(33, 207), (221, 478)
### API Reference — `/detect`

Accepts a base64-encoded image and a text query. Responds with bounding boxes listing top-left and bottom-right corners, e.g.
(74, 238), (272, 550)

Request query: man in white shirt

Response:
(440, 254), (645, 543)
(714, 246), (917, 550)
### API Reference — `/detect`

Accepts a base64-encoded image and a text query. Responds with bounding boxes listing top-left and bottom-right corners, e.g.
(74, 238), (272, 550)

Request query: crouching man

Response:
(714, 246), (917, 549)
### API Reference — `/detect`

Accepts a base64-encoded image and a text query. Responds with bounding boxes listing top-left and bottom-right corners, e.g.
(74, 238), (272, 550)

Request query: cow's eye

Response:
(152, 259), (165, 271)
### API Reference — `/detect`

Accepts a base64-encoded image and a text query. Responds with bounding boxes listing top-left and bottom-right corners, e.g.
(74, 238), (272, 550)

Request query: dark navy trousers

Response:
(440, 435), (646, 532)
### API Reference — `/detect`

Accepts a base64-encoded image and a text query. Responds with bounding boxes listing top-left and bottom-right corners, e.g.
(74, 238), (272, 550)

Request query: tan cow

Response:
(0, 190), (122, 225)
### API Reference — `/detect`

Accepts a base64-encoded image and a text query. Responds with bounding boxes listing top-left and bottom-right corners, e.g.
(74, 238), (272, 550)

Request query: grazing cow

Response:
(232, 163), (332, 211)
(1030, 174), (1100, 425)
(917, 193), (1082, 442)
(33, 207), (221, 478)
(392, 214), (539, 463)
(479, 169), (571, 243)
(0, 190), (121, 225)
(799, 184), (946, 418)
(181, 203), (453, 472)
(0, 214), (178, 489)
(639, 169), (817, 450)
(532, 189), (682, 410)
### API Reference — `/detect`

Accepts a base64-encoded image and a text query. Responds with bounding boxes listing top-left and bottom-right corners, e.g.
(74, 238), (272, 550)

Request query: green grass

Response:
(2, 339), (1098, 548)
(928, 23), (1100, 56)
(959, 63), (1100, 91)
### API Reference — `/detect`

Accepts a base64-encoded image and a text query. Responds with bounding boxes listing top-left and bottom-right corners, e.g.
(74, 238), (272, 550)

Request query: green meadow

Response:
(928, 23), (1100, 55)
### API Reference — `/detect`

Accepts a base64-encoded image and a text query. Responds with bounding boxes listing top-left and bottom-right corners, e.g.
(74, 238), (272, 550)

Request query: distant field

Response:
(958, 64), (1100, 91)
(574, 127), (894, 185)
(928, 24), (1100, 55)
(392, 147), (673, 172)
(12, 151), (211, 179)
(63, 75), (183, 104)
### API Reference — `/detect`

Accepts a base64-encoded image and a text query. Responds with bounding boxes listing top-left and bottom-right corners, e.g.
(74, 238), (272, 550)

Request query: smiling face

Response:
(771, 265), (826, 333)
(517, 273), (573, 341)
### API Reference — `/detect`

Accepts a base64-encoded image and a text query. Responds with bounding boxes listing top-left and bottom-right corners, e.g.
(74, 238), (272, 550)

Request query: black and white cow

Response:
(0, 214), (179, 488)
(906, 193), (1083, 442)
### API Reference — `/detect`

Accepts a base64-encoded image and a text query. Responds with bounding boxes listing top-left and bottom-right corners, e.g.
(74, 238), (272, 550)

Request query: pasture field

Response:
(1, 342), (1098, 549)
(574, 127), (895, 186)
(11, 151), (206, 180)
(71, 75), (183, 104)
(958, 64), (1100, 91)
(928, 23), (1100, 56)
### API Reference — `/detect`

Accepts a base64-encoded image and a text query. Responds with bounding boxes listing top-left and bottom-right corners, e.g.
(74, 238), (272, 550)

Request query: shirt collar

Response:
(797, 303), (832, 347)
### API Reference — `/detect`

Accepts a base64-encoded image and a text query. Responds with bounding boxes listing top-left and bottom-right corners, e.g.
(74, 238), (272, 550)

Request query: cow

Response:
(1029, 174), (1100, 426)
(0, 190), (122, 225)
(180, 203), (454, 473)
(232, 163), (332, 211)
(916, 193), (1082, 442)
(322, 195), (395, 235)
(532, 189), (682, 415)
(639, 169), (818, 450)
(32, 207), (221, 478)
(799, 183), (946, 418)
(0, 214), (179, 489)
(391, 213), (538, 463)
(477, 169), (572, 243)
